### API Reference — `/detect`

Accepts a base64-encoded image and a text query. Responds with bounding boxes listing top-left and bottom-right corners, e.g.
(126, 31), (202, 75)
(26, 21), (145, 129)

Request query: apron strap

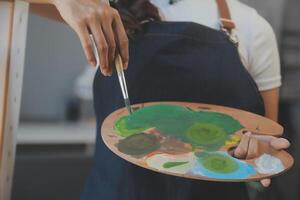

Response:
(216, 0), (236, 32)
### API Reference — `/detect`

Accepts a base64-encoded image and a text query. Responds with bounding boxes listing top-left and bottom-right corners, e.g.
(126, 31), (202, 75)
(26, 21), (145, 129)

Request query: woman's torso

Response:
(81, 19), (265, 199)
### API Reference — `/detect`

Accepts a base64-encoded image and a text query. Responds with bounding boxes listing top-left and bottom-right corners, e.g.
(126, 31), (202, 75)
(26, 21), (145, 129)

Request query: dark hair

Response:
(110, 0), (161, 36)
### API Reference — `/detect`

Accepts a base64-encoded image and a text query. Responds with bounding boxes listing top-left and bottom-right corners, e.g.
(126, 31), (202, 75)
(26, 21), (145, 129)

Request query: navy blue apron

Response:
(81, 21), (265, 200)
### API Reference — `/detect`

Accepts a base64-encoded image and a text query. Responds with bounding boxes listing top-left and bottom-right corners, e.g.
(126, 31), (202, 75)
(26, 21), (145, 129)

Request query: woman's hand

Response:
(233, 132), (290, 187)
(53, 0), (129, 76)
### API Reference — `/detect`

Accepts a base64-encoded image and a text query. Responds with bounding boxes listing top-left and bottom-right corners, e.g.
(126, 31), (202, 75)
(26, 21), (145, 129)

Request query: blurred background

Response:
(11, 0), (300, 199)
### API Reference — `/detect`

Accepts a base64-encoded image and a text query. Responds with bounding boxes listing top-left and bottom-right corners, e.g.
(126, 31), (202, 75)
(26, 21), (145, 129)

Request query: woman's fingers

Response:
(54, 0), (129, 75)
(234, 132), (251, 159)
(246, 137), (259, 159)
(251, 135), (275, 143)
(233, 132), (259, 159)
(233, 133), (289, 188)
(112, 9), (129, 69)
(101, 19), (116, 69)
(89, 18), (110, 76)
(89, 6), (128, 75)
(234, 133), (290, 160)
(260, 178), (271, 187)
(75, 24), (97, 67)
(251, 135), (290, 150)
(270, 137), (290, 150)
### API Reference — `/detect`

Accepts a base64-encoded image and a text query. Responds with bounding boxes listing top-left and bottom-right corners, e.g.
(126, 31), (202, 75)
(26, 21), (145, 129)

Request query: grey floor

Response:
(12, 145), (92, 200)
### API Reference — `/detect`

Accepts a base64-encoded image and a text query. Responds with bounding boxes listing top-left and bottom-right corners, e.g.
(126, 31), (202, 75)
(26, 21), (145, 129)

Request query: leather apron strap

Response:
(216, 0), (236, 32)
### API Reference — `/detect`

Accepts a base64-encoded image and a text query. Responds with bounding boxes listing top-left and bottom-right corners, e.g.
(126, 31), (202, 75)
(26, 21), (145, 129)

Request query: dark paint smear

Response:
(117, 133), (160, 156)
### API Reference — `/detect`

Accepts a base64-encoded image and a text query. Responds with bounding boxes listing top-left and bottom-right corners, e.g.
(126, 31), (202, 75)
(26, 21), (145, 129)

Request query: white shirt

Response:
(150, 0), (281, 91)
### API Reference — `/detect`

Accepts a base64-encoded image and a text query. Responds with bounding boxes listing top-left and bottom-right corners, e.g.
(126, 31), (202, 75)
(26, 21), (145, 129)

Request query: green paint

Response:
(114, 116), (148, 137)
(117, 133), (160, 156)
(186, 123), (227, 150)
(196, 152), (239, 173)
(163, 161), (189, 169)
(114, 104), (243, 151)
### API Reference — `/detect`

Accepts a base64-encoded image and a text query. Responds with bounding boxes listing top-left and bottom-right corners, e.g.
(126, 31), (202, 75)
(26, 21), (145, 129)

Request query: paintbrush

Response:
(115, 54), (133, 114)
(90, 34), (132, 114)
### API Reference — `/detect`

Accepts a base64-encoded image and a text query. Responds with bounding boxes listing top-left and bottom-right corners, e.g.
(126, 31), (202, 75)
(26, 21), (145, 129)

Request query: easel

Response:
(0, 0), (29, 199)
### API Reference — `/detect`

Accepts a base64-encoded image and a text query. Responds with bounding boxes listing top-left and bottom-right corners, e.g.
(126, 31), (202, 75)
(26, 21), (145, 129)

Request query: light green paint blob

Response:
(114, 104), (243, 151)
(117, 133), (160, 156)
(196, 152), (239, 173)
(186, 123), (228, 150)
(163, 161), (189, 169)
(114, 116), (148, 137)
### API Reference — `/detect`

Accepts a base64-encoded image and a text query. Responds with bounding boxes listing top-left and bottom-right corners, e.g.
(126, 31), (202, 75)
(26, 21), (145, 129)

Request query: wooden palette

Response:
(101, 102), (294, 182)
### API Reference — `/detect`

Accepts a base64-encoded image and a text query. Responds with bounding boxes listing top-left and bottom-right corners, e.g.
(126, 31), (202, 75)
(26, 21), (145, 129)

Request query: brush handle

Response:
(115, 55), (128, 98)
(115, 54), (132, 114)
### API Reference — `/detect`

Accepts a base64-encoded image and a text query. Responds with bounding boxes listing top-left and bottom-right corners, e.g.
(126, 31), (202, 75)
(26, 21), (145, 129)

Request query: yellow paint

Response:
(225, 135), (240, 147)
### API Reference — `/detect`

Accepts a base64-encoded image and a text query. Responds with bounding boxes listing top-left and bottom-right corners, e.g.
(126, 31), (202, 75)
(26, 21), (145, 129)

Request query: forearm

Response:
(260, 88), (280, 122)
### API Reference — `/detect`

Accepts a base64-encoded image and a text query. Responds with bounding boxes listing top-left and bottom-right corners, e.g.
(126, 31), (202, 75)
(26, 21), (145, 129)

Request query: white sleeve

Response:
(247, 12), (282, 91)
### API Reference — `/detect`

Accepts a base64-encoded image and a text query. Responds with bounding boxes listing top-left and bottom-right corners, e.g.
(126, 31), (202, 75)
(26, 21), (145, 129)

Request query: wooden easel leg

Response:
(0, 1), (29, 199)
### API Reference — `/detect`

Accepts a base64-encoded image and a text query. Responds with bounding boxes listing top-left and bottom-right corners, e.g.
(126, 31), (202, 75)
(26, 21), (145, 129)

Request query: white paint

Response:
(146, 152), (196, 174)
(255, 154), (285, 174)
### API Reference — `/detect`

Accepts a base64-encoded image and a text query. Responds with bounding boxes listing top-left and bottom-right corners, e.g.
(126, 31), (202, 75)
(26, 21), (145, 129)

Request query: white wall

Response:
(20, 14), (87, 121)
